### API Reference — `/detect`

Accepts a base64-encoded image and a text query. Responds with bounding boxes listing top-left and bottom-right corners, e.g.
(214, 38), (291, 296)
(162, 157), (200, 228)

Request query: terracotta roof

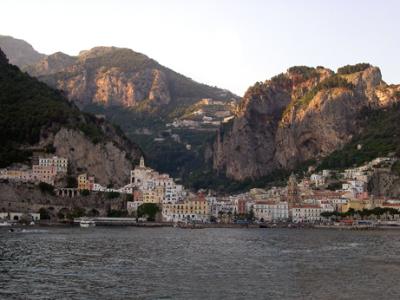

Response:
(254, 200), (277, 205)
(291, 204), (321, 209)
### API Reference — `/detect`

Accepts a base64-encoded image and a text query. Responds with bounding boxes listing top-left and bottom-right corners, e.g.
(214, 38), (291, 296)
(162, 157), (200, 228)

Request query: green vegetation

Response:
(270, 73), (291, 86)
(391, 160), (400, 176)
(137, 203), (160, 221)
(80, 189), (90, 196)
(107, 209), (128, 217)
(321, 207), (399, 219)
(66, 176), (78, 188)
(319, 104), (400, 170)
(326, 182), (342, 191)
(185, 167), (291, 194)
(337, 63), (371, 75)
(38, 207), (51, 220)
(38, 182), (55, 195)
(287, 66), (318, 80)
(66, 207), (86, 220)
(106, 191), (120, 199)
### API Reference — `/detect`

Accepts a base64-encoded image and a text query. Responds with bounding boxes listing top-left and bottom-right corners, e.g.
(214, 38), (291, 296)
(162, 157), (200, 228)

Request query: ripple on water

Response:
(1, 227), (400, 299)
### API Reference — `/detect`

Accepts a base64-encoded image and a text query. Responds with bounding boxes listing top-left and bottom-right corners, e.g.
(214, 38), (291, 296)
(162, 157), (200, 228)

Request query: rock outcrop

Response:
(213, 65), (400, 181)
(368, 169), (400, 198)
(39, 126), (141, 187)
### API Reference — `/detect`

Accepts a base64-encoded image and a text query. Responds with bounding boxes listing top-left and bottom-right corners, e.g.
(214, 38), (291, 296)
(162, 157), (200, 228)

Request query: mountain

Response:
(23, 46), (239, 116)
(0, 48), (141, 186)
(10, 37), (239, 183)
(213, 64), (400, 181)
(0, 35), (45, 67)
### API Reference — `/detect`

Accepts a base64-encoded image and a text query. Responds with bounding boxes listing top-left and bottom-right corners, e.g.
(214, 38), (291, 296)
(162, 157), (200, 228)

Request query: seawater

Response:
(1, 227), (400, 299)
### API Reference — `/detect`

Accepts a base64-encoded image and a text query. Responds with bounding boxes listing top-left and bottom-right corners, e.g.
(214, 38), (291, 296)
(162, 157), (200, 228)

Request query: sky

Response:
(1, 0), (399, 95)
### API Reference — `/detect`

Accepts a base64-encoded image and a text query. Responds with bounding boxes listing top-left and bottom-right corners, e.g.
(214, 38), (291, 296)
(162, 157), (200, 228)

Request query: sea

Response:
(1, 227), (400, 299)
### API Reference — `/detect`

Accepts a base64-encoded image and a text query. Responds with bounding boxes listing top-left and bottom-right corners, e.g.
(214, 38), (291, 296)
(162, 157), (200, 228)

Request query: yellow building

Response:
(77, 174), (95, 191)
(162, 198), (210, 222)
(143, 186), (164, 204)
(340, 199), (373, 213)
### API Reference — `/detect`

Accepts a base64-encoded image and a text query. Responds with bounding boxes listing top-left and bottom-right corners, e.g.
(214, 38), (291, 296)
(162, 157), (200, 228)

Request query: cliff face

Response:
(39, 126), (141, 187)
(214, 65), (399, 181)
(368, 169), (400, 198)
(0, 182), (126, 217)
(24, 46), (236, 113)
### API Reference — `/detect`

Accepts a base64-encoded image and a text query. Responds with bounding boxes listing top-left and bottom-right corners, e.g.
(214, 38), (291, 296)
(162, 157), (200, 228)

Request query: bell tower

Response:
(139, 156), (145, 168)
(287, 173), (300, 204)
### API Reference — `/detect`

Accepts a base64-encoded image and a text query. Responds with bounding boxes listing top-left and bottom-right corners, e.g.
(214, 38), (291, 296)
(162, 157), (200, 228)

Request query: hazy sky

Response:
(1, 0), (399, 95)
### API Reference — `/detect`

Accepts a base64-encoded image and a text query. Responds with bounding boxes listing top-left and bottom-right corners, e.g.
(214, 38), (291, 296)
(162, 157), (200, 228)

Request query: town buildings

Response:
(162, 196), (210, 222)
(253, 201), (289, 222)
(0, 156), (68, 185)
(290, 205), (322, 223)
(39, 156), (68, 173)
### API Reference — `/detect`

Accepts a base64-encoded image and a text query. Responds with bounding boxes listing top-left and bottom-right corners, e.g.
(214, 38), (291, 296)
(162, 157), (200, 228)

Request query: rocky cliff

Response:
(368, 169), (400, 198)
(39, 125), (140, 187)
(213, 64), (400, 181)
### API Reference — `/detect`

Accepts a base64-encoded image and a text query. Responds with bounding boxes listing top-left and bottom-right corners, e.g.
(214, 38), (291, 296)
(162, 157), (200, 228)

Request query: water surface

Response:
(1, 227), (400, 299)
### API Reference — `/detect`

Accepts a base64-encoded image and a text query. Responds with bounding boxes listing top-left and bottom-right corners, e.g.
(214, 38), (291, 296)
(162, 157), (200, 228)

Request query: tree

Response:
(66, 176), (78, 188)
(137, 203), (160, 221)
(80, 189), (90, 196)
(39, 207), (51, 220)
(106, 191), (120, 199)
(38, 182), (55, 195)
(107, 209), (127, 217)
(66, 207), (86, 220)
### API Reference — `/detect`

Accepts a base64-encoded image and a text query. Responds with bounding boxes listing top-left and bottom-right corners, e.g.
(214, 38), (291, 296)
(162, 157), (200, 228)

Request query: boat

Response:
(80, 219), (96, 228)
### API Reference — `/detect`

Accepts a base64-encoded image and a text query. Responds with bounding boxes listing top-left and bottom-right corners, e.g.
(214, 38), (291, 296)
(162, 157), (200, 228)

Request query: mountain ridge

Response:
(213, 64), (400, 181)
(0, 35), (45, 67)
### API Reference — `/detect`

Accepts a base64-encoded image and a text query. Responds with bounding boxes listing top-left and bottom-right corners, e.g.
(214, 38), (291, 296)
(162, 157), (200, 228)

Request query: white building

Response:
(130, 156), (185, 204)
(39, 156), (68, 172)
(290, 205), (322, 223)
(127, 201), (143, 214)
(310, 174), (325, 187)
(92, 183), (107, 192)
(253, 201), (289, 222)
(342, 180), (365, 194)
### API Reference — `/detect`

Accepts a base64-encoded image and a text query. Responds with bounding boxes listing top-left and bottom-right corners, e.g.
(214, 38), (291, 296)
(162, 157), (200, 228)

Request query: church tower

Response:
(139, 156), (145, 168)
(287, 173), (300, 204)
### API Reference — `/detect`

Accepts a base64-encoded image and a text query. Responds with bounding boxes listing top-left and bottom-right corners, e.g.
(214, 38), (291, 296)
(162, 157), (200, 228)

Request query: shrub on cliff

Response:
(337, 63), (371, 75)
(38, 182), (55, 195)
(106, 191), (120, 199)
(80, 189), (90, 196)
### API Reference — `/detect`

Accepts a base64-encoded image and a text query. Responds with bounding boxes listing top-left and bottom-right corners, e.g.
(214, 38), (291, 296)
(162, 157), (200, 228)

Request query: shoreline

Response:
(4, 223), (400, 231)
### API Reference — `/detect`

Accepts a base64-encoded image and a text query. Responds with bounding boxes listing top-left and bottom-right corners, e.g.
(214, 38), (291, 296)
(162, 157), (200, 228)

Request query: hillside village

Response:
(1, 152), (400, 225)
